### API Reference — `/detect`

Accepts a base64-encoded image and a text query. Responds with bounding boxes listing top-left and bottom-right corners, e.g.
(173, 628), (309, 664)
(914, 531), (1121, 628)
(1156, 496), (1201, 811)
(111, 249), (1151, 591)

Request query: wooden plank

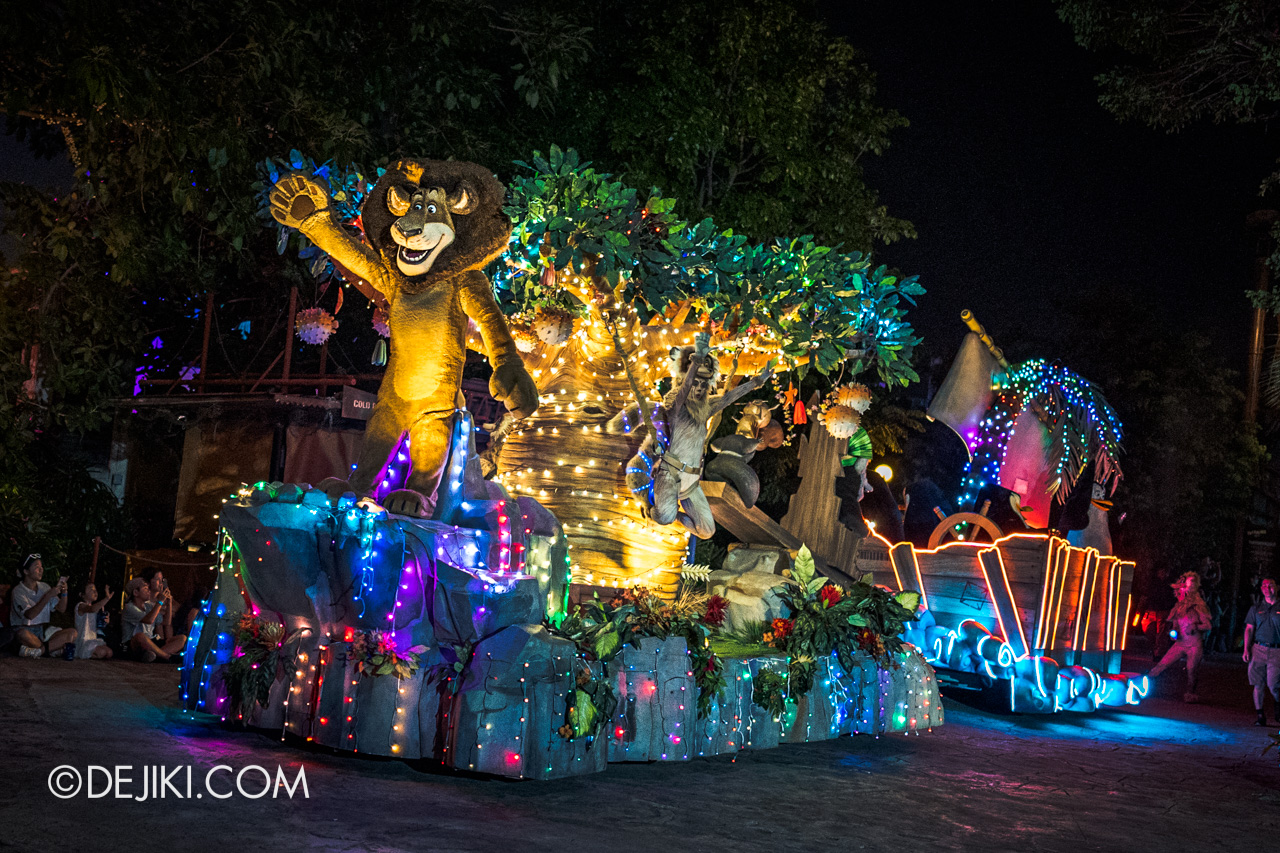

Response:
(702, 481), (804, 550)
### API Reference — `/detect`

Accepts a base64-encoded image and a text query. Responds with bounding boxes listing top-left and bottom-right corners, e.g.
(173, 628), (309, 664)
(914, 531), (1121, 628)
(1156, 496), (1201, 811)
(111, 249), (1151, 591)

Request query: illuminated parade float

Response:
(177, 148), (1141, 780)
(784, 312), (1146, 712)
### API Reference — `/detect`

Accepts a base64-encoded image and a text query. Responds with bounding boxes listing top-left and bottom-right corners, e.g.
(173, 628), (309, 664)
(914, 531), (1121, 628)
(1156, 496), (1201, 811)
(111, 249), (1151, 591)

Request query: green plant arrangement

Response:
(722, 546), (919, 708)
(551, 545), (922, 728)
(223, 613), (299, 723)
(350, 629), (429, 680)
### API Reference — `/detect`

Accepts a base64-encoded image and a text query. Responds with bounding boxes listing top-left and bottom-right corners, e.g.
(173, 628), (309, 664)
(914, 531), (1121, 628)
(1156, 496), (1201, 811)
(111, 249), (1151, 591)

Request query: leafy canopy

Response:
(499, 147), (924, 384)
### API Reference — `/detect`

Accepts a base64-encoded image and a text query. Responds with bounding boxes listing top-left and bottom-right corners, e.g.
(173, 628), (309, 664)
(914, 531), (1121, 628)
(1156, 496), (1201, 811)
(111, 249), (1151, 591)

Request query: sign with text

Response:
(341, 386), (377, 421)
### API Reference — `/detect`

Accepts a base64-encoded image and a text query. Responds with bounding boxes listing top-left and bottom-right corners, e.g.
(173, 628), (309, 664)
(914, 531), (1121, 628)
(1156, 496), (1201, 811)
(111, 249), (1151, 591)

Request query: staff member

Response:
(1244, 578), (1280, 726)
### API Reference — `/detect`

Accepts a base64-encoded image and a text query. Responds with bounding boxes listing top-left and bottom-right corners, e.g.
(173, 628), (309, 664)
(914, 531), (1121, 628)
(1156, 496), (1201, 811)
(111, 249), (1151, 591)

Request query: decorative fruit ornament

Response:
(533, 307), (575, 345)
(295, 307), (338, 345)
(511, 325), (540, 353)
(835, 382), (873, 412)
(820, 404), (861, 439)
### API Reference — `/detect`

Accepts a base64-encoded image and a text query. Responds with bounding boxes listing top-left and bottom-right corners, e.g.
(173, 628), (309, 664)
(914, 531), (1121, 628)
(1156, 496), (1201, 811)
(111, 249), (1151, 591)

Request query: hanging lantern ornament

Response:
(295, 307), (338, 345)
(539, 265), (557, 291)
(533, 307), (575, 346)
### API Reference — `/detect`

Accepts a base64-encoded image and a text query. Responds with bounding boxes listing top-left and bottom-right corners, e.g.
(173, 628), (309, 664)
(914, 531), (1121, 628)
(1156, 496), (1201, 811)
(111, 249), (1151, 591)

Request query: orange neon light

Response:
(995, 547), (1030, 656)
(1050, 545), (1071, 651)
(1072, 551), (1095, 651)
(1120, 593), (1132, 652)
(1035, 538), (1066, 649)
(910, 548), (929, 612)
(1081, 552), (1103, 652)
(976, 548), (1009, 647)
(886, 542), (908, 591)
(1101, 558), (1113, 653)
(863, 529), (1137, 664)
(1035, 538), (1055, 649)
(977, 547), (1029, 658)
(1108, 560), (1123, 650)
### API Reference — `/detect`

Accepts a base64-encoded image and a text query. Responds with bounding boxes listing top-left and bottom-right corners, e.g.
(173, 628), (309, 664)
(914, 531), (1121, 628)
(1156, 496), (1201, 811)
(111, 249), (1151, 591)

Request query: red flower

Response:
(770, 618), (794, 642)
(819, 586), (843, 608)
(856, 627), (877, 650)
(703, 595), (729, 628)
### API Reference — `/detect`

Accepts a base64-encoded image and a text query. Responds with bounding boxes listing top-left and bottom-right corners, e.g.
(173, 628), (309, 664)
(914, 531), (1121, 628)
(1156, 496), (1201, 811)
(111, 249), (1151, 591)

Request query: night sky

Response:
(3, 2), (1277, 375)
(826, 0), (1277, 372)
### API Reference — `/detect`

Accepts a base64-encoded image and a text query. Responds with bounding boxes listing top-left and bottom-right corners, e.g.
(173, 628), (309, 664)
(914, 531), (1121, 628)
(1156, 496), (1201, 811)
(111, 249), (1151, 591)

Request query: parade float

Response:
(781, 312), (1148, 713)
(178, 149), (943, 780)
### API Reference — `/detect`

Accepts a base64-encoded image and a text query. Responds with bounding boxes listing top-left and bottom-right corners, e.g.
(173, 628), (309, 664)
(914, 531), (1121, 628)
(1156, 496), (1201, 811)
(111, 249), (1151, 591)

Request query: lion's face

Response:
(387, 184), (474, 277)
(362, 159), (511, 291)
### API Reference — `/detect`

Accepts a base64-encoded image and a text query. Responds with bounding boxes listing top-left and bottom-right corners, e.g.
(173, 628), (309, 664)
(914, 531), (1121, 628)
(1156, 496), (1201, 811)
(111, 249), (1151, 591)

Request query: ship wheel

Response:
(927, 500), (1005, 549)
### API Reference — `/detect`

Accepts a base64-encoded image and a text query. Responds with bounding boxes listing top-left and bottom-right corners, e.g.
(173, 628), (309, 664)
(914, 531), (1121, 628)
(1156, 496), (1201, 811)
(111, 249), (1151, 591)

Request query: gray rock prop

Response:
(180, 437), (944, 778)
(772, 646), (944, 743)
(428, 561), (544, 647)
(831, 649), (885, 736)
(879, 646), (944, 733)
(312, 649), (361, 751)
(280, 630), (323, 741)
(178, 550), (247, 716)
(607, 637), (699, 762)
(778, 657), (838, 744)
(695, 655), (786, 755)
(709, 546), (791, 634)
(445, 624), (607, 780)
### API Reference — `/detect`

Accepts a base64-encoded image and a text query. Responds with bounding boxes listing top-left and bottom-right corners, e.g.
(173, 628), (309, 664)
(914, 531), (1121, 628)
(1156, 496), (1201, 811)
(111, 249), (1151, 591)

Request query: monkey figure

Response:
(270, 160), (539, 518)
(623, 333), (774, 537)
(704, 401), (779, 509)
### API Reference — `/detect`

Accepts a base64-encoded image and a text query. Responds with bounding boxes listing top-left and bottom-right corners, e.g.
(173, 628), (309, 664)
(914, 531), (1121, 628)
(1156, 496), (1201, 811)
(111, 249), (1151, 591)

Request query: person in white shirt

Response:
(122, 577), (186, 662)
(74, 581), (113, 660)
(10, 554), (76, 658)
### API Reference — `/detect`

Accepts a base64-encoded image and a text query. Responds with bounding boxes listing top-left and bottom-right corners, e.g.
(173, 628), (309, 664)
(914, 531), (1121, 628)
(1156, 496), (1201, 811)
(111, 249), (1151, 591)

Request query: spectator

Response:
(74, 581), (113, 660)
(121, 577), (186, 662)
(1149, 571), (1213, 702)
(1243, 577), (1280, 726)
(10, 554), (76, 658)
(146, 570), (175, 643)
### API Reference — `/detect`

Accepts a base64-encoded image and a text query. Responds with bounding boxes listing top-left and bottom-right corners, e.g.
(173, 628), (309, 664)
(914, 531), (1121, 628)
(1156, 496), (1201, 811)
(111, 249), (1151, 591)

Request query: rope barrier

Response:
(96, 540), (216, 568)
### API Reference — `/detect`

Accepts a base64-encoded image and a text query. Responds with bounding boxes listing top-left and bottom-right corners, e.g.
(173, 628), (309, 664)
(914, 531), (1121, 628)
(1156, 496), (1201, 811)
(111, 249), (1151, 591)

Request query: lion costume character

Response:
(270, 159), (539, 517)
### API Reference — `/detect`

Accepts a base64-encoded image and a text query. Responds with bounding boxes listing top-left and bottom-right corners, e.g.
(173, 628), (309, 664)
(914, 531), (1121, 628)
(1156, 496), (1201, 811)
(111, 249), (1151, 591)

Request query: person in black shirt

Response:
(1244, 577), (1280, 726)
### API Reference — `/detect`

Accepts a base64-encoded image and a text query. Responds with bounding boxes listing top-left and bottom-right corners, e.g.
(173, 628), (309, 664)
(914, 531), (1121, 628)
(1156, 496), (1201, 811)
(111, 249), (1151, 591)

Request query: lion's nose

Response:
(394, 220), (422, 239)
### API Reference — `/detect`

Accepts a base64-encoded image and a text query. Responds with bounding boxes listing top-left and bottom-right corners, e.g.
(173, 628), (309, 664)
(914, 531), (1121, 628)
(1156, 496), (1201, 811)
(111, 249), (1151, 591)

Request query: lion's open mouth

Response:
(399, 246), (431, 264)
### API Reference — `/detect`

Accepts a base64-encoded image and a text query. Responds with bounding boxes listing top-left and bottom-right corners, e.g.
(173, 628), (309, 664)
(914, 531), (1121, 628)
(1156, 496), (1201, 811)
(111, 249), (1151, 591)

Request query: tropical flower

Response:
(819, 585), (844, 608)
(703, 595), (729, 627)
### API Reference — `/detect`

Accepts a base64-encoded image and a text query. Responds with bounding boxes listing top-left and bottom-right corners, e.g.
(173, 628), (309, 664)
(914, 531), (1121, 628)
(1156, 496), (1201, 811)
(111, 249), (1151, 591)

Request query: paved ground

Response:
(0, 647), (1275, 853)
